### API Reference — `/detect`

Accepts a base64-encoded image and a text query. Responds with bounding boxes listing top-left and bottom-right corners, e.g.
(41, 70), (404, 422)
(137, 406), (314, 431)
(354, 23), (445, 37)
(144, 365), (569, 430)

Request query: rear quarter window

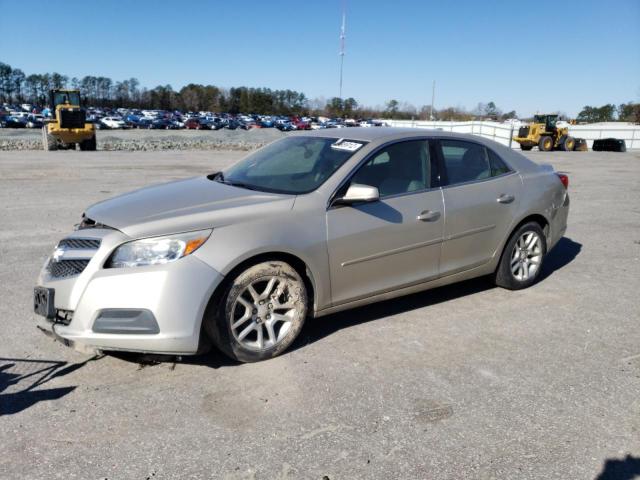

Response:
(487, 149), (512, 176)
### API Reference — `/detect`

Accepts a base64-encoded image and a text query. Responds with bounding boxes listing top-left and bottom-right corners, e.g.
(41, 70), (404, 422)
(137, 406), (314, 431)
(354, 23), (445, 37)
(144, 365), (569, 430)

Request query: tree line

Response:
(576, 103), (640, 123)
(0, 62), (310, 115)
(1, 61), (638, 122)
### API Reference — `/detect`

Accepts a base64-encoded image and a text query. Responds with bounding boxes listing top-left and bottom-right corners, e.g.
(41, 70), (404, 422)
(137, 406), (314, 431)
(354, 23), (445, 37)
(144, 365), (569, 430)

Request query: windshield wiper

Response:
(222, 180), (262, 191)
(211, 172), (261, 191)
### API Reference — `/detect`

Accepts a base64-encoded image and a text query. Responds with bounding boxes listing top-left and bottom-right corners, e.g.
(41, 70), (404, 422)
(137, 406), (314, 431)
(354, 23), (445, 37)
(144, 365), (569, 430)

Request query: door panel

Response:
(327, 190), (444, 305)
(436, 139), (522, 275)
(440, 173), (521, 275)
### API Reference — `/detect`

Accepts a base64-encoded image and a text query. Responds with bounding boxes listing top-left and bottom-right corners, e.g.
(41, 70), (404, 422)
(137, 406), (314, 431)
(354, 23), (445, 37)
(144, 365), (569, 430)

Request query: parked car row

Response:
(0, 111), (44, 129)
(1, 102), (388, 131)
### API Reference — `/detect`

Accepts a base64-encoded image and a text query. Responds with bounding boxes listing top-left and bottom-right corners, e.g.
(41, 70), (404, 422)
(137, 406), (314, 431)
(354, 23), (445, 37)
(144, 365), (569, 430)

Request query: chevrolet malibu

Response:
(34, 128), (569, 362)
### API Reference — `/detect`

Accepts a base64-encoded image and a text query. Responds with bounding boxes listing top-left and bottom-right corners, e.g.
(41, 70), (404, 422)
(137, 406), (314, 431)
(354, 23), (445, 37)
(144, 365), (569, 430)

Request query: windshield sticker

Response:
(331, 139), (363, 152)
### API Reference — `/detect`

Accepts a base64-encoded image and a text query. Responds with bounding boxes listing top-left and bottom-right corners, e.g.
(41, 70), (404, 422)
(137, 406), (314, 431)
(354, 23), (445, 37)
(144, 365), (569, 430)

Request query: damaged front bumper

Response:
(34, 228), (224, 355)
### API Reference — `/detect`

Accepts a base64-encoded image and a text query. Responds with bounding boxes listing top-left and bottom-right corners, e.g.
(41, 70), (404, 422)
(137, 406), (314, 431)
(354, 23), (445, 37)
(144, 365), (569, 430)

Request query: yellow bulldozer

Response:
(42, 89), (96, 151)
(513, 114), (575, 152)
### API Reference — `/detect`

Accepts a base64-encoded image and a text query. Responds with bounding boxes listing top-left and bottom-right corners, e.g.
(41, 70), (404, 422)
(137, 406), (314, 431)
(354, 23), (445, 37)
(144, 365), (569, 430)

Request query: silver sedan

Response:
(34, 128), (569, 362)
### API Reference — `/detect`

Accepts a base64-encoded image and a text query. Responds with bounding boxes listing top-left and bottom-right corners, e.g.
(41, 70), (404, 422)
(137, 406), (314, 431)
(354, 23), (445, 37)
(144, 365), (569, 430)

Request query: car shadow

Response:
(538, 236), (582, 281)
(595, 455), (640, 480)
(0, 355), (102, 416)
(292, 275), (495, 353)
(292, 236), (581, 352)
(108, 236), (582, 368)
(356, 201), (403, 223)
(109, 349), (239, 370)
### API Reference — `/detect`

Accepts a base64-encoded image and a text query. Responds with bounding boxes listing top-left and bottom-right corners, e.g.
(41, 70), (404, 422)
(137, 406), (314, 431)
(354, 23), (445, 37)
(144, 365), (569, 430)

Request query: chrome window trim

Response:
(439, 170), (519, 190)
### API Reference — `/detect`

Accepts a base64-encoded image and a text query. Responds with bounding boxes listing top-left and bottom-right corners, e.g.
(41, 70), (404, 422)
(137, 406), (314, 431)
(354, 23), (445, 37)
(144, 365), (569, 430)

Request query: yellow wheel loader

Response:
(42, 89), (96, 151)
(513, 114), (576, 152)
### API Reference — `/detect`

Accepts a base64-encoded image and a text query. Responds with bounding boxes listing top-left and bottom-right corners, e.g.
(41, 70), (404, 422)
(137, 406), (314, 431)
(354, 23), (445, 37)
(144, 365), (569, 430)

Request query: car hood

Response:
(85, 175), (295, 239)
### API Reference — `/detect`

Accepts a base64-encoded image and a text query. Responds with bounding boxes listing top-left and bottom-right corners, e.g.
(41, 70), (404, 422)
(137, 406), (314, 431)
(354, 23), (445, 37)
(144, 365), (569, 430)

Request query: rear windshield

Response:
(220, 136), (365, 194)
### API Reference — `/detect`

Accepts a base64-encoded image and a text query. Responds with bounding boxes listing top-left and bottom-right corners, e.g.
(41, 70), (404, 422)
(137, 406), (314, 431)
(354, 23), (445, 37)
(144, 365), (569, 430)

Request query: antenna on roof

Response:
(339, 1), (346, 99)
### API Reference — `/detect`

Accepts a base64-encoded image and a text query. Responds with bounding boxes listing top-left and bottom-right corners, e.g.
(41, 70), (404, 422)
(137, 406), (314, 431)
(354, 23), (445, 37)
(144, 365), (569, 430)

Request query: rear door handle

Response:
(417, 210), (441, 222)
(497, 194), (515, 204)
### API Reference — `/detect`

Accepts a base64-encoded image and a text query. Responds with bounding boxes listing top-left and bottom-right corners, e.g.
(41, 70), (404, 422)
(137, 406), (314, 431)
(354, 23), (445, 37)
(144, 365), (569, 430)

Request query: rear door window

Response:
(439, 140), (511, 186)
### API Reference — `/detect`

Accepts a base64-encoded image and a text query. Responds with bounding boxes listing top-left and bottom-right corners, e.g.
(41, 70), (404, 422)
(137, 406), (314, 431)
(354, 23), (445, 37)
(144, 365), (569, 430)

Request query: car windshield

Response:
(219, 136), (366, 194)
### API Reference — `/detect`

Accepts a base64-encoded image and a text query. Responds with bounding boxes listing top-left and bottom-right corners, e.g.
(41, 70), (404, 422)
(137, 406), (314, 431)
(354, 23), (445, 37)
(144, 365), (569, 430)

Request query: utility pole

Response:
(430, 80), (436, 121)
(339, 3), (346, 99)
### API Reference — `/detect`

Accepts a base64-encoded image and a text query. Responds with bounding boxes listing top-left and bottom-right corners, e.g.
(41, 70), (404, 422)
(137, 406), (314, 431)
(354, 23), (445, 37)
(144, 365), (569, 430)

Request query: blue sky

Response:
(1, 0), (638, 116)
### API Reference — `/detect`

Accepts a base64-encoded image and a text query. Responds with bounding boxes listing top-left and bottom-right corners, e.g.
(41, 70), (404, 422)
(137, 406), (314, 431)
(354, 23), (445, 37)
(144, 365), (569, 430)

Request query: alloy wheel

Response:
(230, 276), (298, 350)
(510, 231), (542, 281)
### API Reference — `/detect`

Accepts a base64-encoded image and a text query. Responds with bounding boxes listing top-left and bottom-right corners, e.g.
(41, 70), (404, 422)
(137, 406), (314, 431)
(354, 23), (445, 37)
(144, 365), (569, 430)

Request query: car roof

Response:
(293, 126), (490, 143)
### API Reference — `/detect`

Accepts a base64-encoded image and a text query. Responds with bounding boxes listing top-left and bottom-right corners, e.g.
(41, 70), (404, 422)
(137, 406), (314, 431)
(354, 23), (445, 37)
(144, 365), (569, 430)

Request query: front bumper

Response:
(35, 229), (223, 355)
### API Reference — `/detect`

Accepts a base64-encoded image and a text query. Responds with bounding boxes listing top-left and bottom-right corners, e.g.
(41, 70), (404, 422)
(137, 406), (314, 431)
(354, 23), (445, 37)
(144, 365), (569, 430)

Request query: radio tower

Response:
(339, 3), (346, 99)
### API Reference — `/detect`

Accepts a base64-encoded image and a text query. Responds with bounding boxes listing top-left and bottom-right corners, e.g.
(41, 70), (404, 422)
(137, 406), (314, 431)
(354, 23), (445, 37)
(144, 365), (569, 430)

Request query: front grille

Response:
(59, 109), (86, 129)
(518, 126), (530, 138)
(58, 238), (101, 249)
(47, 259), (90, 278)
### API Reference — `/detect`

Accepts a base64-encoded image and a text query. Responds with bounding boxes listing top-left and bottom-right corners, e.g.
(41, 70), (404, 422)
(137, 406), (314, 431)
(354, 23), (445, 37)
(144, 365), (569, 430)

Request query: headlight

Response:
(108, 229), (212, 268)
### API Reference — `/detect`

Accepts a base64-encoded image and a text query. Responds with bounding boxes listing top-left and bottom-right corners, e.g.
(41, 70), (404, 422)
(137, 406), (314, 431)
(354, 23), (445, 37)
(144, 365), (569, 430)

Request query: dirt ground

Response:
(0, 126), (286, 151)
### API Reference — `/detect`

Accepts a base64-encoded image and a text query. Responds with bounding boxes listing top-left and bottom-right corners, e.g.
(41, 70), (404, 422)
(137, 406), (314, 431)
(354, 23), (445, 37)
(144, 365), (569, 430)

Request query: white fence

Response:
(380, 120), (640, 150)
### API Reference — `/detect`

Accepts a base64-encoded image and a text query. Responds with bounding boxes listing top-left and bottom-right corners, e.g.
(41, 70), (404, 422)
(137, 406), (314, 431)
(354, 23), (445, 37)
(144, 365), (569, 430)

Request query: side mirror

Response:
(336, 183), (379, 205)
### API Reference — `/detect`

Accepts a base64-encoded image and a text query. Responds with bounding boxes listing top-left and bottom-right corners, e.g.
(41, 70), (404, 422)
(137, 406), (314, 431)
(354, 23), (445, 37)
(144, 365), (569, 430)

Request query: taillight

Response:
(556, 173), (569, 189)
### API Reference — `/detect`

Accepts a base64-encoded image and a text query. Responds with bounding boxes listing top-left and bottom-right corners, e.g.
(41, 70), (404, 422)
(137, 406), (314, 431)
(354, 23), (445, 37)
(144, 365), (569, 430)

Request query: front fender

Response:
(192, 211), (331, 313)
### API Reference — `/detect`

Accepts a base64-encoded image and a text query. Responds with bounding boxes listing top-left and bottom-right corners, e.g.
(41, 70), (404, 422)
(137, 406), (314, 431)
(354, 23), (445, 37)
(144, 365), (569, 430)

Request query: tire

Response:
(205, 261), (308, 363)
(538, 136), (553, 152)
(520, 144), (533, 151)
(42, 126), (57, 151)
(494, 222), (547, 290)
(560, 136), (575, 151)
(79, 135), (97, 151)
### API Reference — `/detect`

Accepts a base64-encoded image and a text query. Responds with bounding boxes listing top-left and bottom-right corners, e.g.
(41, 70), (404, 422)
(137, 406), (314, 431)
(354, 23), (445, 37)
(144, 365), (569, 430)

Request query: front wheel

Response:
(561, 136), (575, 151)
(538, 136), (553, 151)
(494, 222), (547, 290)
(206, 261), (308, 362)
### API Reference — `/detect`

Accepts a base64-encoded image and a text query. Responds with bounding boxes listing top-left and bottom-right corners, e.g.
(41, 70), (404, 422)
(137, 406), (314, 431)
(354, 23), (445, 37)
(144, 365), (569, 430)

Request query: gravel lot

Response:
(0, 127), (287, 151)
(0, 149), (639, 479)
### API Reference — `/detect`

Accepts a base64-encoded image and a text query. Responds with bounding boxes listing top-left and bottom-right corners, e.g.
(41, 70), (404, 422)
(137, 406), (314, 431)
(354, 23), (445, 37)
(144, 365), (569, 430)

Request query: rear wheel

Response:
(205, 261), (308, 363)
(520, 144), (533, 151)
(495, 222), (547, 290)
(538, 136), (553, 152)
(561, 136), (575, 151)
(42, 126), (57, 151)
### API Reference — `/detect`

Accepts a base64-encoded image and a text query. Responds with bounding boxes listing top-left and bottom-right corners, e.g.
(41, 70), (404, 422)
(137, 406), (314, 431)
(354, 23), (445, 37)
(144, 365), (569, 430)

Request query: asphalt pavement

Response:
(1, 149), (639, 479)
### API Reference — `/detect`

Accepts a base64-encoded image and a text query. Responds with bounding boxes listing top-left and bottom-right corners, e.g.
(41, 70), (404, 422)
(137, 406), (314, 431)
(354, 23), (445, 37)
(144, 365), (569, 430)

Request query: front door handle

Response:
(417, 210), (441, 222)
(497, 194), (515, 204)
